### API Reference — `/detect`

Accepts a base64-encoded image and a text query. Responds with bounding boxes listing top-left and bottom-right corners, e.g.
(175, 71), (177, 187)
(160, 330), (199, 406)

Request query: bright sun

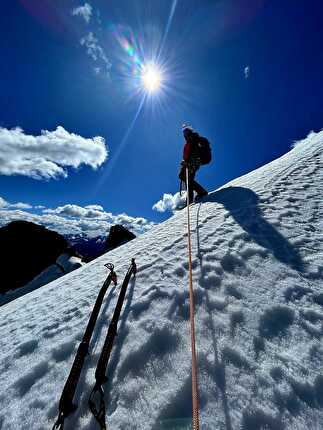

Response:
(141, 64), (162, 93)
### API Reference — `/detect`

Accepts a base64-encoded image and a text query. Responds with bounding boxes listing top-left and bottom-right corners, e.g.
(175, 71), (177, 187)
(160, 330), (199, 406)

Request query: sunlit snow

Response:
(0, 131), (322, 429)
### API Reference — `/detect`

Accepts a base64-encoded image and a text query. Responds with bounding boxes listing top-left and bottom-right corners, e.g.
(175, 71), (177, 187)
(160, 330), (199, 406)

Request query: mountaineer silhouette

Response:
(179, 124), (211, 205)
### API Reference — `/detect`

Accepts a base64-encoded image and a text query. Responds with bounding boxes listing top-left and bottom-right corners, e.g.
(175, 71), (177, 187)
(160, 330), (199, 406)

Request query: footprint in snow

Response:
(253, 336), (265, 359)
(168, 292), (190, 321)
(132, 288), (170, 319)
(51, 341), (76, 362)
(301, 309), (323, 324)
(258, 305), (295, 339)
(15, 339), (39, 358)
(174, 266), (185, 278)
(314, 293), (323, 307)
(152, 376), (203, 430)
(284, 285), (312, 302)
(29, 398), (46, 409)
(14, 361), (49, 397)
(208, 296), (228, 312)
(42, 321), (60, 332)
(270, 365), (285, 382)
(241, 407), (284, 430)
(225, 284), (244, 300)
(300, 319), (322, 339)
(220, 253), (246, 274)
(117, 326), (179, 381)
(230, 308), (245, 336)
(288, 374), (323, 409)
(222, 345), (252, 371)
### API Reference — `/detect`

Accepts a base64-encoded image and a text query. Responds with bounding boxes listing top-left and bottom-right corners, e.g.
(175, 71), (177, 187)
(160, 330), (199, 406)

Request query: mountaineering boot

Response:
(194, 190), (208, 203)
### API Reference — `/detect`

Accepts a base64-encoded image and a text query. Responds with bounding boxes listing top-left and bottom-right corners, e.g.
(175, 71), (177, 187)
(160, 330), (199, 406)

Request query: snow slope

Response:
(0, 131), (322, 430)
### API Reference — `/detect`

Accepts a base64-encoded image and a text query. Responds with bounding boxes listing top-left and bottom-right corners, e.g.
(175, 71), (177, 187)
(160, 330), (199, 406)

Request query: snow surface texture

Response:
(0, 131), (322, 430)
(0, 254), (84, 307)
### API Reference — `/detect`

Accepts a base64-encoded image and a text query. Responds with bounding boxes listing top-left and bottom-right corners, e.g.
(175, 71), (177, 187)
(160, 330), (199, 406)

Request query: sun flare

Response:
(141, 64), (162, 93)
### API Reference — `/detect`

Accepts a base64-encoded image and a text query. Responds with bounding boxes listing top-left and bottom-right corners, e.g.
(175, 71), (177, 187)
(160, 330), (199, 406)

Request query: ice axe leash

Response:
(52, 263), (117, 430)
(89, 258), (137, 430)
(185, 167), (200, 430)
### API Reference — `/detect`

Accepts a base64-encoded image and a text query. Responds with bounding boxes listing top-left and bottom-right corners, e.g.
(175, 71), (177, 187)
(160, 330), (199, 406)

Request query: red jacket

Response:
(183, 136), (199, 161)
(183, 141), (191, 161)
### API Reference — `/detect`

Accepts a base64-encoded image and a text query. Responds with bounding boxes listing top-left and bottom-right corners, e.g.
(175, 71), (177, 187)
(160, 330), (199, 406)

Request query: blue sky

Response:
(0, 0), (322, 237)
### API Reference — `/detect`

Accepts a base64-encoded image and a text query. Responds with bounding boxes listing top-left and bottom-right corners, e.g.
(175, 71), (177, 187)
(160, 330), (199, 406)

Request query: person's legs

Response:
(192, 179), (207, 196)
(179, 167), (194, 203)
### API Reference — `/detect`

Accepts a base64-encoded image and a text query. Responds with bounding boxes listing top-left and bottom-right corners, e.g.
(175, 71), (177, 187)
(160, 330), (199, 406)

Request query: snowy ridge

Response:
(0, 131), (322, 429)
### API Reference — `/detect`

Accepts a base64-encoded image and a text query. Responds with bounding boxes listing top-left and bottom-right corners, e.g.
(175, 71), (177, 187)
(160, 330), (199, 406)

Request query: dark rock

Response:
(0, 220), (69, 293)
(104, 225), (136, 253)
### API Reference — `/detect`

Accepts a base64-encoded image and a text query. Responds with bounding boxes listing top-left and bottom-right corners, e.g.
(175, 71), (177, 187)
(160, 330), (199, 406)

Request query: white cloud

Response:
(10, 202), (33, 210)
(0, 202), (155, 239)
(41, 204), (156, 233)
(80, 32), (112, 77)
(113, 213), (152, 228)
(152, 192), (186, 213)
(0, 196), (32, 210)
(244, 66), (250, 79)
(0, 126), (108, 180)
(84, 204), (105, 211)
(44, 204), (109, 219)
(0, 197), (8, 208)
(72, 3), (92, 23)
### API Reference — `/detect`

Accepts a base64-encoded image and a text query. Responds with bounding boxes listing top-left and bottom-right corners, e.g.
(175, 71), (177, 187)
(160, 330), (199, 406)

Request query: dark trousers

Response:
(179, 167), (207, 204)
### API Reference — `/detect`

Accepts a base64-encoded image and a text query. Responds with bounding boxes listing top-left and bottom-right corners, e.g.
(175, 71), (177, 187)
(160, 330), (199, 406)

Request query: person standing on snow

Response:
(179, 124), (209, 205)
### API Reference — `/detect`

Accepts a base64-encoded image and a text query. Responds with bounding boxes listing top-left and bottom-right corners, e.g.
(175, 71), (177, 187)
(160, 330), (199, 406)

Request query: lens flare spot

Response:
(141, 64), (162, 93)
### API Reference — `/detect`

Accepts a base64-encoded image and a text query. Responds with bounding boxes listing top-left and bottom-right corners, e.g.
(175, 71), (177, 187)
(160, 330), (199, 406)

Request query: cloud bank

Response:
(152, 192), (186, 213)
(0, 126), (108, 180)
(72, 3), (92, 23)
(0, 196), (32, 210)
(0, 198), (155, 238)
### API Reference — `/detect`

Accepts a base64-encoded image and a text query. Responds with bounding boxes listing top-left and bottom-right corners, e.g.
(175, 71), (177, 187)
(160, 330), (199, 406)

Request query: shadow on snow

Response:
(206, 186), (305, 273)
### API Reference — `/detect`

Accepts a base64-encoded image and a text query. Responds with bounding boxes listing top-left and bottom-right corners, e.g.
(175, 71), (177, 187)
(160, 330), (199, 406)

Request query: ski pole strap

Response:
(185, 167), (200, 430)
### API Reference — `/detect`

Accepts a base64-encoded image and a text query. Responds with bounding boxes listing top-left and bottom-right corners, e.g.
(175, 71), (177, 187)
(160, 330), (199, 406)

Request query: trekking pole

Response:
(52, 263), (117, 430)
(89, 259), (137, 430)
(185, 167), (200, 430)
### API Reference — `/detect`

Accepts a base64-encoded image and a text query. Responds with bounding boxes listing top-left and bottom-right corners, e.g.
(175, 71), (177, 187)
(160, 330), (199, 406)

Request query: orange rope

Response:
(185, 167), (200, 430)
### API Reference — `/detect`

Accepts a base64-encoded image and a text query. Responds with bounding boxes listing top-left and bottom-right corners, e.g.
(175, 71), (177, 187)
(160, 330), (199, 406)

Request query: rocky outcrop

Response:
(0, 220), (70, 294)
(104, 225), (136, 253)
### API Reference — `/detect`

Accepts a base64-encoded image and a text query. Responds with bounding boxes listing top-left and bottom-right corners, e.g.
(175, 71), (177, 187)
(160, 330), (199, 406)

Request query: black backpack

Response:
(198, 136), (212, 165)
